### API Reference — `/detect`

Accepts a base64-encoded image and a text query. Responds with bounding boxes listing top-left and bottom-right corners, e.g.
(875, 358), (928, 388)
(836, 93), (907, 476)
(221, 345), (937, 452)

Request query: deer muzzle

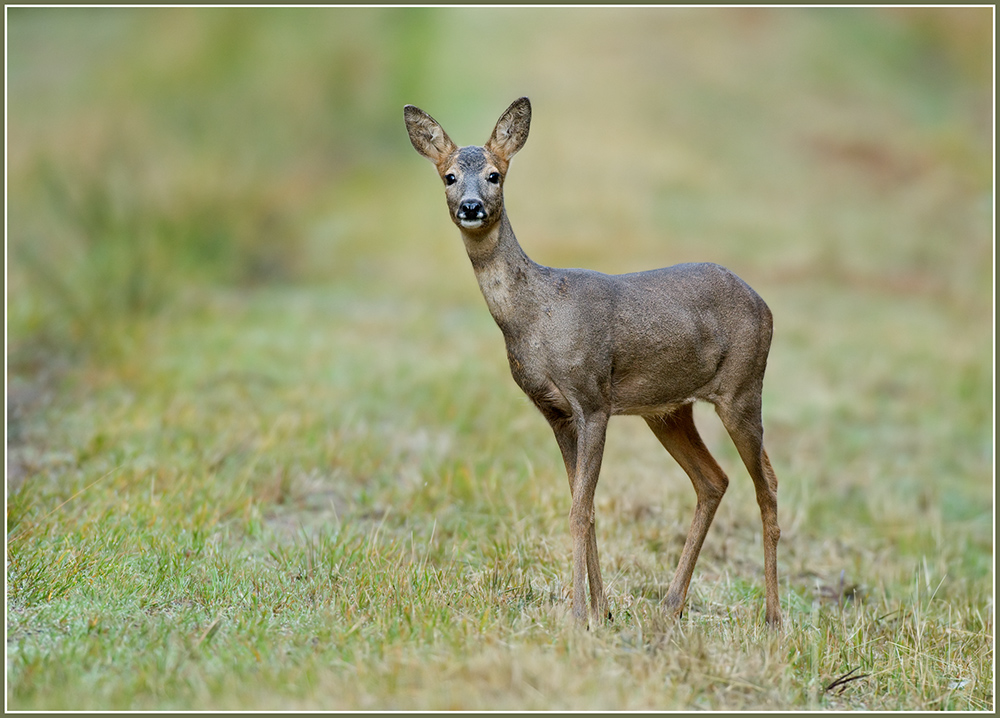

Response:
(457, 199), (486, 228)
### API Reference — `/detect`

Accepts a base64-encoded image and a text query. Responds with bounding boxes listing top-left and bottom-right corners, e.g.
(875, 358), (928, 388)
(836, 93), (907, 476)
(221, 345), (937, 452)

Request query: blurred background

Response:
(5, 11), (994, 709)
(7, 6), (992, 356)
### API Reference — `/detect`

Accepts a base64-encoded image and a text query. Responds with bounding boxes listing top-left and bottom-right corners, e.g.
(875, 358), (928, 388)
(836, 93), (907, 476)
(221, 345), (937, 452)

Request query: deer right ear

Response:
(404, 105), (457, 164)
(485, 96), (531, 163)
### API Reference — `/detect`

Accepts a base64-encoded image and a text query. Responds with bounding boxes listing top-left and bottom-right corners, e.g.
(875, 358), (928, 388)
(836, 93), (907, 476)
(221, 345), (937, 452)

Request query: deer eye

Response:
(444, 173), (457, 185)
(487, 172), (501, 184)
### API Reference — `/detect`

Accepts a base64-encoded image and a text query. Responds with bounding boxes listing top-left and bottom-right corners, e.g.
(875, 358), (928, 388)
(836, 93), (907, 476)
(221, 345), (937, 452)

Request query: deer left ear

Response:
(404, 104), (458, 165)
(485, 97), (531, 163)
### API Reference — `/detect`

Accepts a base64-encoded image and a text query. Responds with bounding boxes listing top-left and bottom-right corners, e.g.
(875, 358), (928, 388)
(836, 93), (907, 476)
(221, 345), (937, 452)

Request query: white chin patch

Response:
(459, 218), (484, 229)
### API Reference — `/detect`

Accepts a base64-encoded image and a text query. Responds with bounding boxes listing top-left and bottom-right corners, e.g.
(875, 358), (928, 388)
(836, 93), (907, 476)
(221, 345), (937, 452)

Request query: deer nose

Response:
(458, 200), (485, 219)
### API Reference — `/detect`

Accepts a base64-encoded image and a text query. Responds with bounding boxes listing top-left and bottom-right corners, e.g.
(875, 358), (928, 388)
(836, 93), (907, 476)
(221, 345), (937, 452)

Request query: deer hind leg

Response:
(644, 402), (729, 620)
(716, 394), (782, 628)
(549, 411), (610, 626)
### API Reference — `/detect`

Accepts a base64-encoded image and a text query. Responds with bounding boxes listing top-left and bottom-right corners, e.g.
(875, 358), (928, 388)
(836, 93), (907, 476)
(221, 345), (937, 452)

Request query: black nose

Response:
(458, 200), (484, 219)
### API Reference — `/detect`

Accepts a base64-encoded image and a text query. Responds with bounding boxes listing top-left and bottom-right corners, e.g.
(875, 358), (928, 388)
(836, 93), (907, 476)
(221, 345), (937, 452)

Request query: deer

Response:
(403, 97), (781, 629)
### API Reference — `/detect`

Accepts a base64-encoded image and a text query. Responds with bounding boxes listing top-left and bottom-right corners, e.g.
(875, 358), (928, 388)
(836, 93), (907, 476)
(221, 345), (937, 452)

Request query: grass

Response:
(6, 6), (994, 711)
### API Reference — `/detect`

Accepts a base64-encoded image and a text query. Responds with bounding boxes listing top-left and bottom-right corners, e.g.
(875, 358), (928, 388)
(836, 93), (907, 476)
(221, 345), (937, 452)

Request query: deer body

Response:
(404, 97), (781, 628)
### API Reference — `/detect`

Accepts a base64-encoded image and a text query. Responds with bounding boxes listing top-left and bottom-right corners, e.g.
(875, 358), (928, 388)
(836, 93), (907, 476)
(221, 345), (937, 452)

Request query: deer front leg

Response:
(568, 412), (609, 626)
(585, 505), (611, 623)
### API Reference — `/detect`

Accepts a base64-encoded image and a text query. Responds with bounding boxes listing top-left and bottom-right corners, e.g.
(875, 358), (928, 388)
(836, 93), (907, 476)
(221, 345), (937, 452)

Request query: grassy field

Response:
(6, 7), (993, 711)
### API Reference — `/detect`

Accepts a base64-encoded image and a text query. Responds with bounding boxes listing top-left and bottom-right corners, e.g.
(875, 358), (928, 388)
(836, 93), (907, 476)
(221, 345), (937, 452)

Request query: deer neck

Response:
(461, 210), (541, 336)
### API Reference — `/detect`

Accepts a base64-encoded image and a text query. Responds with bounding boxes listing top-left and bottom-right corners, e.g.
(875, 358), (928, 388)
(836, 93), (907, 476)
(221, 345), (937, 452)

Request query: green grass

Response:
(6, 7), (993, 711)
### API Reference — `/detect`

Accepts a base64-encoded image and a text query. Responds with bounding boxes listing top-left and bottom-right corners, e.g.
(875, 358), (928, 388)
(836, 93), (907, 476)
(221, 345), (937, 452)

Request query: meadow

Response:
(6, 7), (993, 710)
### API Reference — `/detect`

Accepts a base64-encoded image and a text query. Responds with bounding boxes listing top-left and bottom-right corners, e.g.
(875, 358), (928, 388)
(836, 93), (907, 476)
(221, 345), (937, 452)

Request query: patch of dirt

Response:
(7, 352), (67, 492)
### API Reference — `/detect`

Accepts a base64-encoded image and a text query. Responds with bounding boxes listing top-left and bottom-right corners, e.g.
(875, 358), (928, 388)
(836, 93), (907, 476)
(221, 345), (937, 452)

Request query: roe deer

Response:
(403, 97), (781, 628)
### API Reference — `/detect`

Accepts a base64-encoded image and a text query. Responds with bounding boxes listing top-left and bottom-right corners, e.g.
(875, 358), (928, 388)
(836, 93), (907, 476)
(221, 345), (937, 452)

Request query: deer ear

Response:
(485, 97), (531, 162)
(404, 105), (458, 164)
